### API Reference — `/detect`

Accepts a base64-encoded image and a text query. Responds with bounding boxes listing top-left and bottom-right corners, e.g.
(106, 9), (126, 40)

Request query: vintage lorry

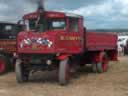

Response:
(0, 22), (23, 74)
(15, 6), (117, 85)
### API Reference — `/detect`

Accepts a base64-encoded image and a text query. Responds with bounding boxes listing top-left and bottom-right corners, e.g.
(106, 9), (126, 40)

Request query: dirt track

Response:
(0, 56), (128, 96)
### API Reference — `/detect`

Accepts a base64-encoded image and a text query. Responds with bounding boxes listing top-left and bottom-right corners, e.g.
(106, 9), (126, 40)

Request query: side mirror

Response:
(17, 20), (24, 25)
(17, 20), (26, 31)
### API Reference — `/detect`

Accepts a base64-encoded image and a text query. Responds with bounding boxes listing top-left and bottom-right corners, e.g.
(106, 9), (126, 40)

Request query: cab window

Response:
(69, 18), (79, 32)
(47, 19), (66, 30)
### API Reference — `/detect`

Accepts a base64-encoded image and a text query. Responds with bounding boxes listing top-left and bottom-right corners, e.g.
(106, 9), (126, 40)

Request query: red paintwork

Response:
(91, 52), (102, 63)
(17, 30), (83, 54)
(23, 11), (65, 20)
(107, 50), (118, 61)
(17, 31), (55, 54)
(18, 33), (117, 57)
(17, 31), (117, 54)
(0, 40), (16, 53)
(85, 32), (117, 51)
(17, 10), (117, 61)
(56, 54), (71, 60)
(102, 55), (108, 71)
(0, 59), (5, 73)
(15, 9), (119, 84)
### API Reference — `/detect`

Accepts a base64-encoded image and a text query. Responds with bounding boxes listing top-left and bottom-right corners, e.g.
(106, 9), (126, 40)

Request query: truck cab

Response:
(17, 11), (84, 54)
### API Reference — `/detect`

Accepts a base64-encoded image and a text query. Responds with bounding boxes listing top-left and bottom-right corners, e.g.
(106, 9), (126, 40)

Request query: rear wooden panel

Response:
(0, 40), (16, 53)
(85, 32), (117, 51)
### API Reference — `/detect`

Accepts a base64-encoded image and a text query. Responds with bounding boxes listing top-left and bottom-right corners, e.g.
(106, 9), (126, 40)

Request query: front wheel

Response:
(58, 58), (69, 85)
(15, 59), (29, 83)
(92, 63), (97, 73)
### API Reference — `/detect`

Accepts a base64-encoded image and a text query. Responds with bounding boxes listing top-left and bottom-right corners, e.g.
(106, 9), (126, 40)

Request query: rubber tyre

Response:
(15, 59), (28, 83)
(97, 63), (103, 73)
(97, 53), (109, 73)
(59, 58), (69, 85)
(92, 64), (97, 73)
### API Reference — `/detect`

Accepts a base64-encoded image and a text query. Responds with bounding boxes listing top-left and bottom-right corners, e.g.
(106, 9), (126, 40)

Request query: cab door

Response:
(66, 17), (84, 53)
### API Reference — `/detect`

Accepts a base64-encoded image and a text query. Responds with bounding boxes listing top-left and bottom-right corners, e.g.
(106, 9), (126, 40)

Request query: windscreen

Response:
(0, 24), (23, 39)
(26, 18), (66, 32)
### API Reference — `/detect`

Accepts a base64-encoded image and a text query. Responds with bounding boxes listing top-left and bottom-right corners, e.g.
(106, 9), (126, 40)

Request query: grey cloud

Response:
(46, 0), (105, 10)
(0, 0), (127, 29)
(0, 0), (37, 22)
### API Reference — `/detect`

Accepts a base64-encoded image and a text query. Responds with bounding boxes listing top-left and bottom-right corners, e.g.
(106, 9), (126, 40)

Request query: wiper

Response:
(35, 15), (41, 28)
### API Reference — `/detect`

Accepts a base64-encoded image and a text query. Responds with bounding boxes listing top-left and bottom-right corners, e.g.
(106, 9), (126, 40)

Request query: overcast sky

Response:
(0, 0), (128, 29)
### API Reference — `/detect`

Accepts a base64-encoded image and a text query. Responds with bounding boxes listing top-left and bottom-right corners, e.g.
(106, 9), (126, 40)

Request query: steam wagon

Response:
(0, 22), (23, 74)
(15, 7), (117, 85)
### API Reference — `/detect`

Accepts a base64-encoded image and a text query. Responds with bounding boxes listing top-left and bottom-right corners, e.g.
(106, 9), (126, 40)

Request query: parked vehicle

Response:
(118, 36), (128, 48)
(123, 39), (128, 55)
(15, 3), (118, 85)
(0, 22), (23, 74)
(118, 35), (128, 55)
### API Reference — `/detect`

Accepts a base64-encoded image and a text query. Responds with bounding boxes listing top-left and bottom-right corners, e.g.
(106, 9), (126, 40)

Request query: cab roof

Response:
(23, 11), (83, 19)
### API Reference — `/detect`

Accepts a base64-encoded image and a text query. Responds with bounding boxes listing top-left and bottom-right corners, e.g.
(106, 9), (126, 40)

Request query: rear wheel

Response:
(15, 59), (29, 83)
(59, 58), (69, 85)
(97, 53), (109, 73)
